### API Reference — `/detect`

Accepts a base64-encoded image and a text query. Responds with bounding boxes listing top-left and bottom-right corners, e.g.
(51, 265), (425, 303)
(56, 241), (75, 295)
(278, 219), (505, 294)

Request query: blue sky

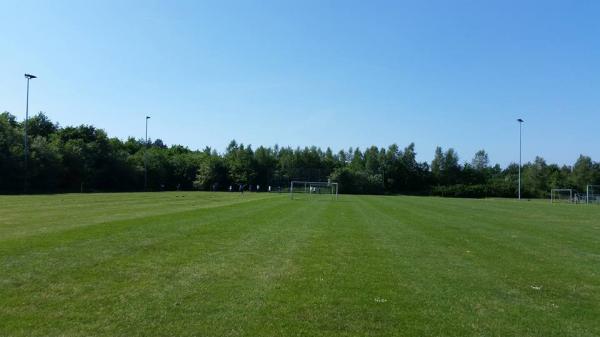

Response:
(1, 0), (599, 166)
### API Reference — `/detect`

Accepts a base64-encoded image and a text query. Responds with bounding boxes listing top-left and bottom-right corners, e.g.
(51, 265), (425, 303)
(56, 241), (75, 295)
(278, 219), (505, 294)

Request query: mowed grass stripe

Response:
(358, 196), (539, 336)
(359, 196), (599, 337)
(1, 193), (599, 337)
(0, 197), (287, 268)
(145, 197), (332, 337)
(1, 195), (288, 289)
(236, 197), (409, 336)
(0, 192), (278, 240)
(0, 195), (328, 336)
(387, 196), (599, 278)
(0, 194), (283, 260)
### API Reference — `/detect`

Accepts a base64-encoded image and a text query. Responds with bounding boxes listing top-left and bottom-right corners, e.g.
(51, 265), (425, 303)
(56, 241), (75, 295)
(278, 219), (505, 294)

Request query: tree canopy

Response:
(1, 111), (599, 197)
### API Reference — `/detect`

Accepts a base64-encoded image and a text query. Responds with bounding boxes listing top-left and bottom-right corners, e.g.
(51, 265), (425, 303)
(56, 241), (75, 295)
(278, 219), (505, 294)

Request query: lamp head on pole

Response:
(517, 118), (524, 123)
(146, 116), (151, 120)
(24, 74), (37, 80)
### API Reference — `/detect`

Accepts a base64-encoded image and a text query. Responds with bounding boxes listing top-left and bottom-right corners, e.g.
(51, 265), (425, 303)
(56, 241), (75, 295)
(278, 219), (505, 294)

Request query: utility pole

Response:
(517, 118), (524, 200)
(23, 73), (37, 193)
(144, 116), (151, 190)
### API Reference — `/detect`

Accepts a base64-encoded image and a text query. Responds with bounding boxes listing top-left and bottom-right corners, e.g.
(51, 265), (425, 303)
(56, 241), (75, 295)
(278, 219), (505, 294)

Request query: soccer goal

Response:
(587, 185), (600, 204)
(551, 189), (573, 203)
(290, 181), (338, 200)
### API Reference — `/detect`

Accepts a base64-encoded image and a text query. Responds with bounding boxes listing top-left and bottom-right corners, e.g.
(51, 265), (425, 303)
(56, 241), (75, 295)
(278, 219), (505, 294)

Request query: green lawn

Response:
(1, 193), (599, 337)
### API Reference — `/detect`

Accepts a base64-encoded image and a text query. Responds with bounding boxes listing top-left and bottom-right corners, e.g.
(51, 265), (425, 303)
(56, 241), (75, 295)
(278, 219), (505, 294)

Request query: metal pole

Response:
(517, 119), (524, 200)
(22, 74), (37, 193)
(24, 77), (30, 193)
(144, 116), (149, 190)
(519, 122), (521, 200)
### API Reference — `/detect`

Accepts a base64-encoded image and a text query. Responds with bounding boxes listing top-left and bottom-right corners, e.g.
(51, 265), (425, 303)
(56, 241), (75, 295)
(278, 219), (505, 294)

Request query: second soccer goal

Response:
(290, 181), (339, 200)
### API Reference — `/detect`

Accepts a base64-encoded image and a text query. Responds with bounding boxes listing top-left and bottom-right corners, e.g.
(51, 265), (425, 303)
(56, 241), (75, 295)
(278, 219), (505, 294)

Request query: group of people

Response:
(229, 184), (279, 194)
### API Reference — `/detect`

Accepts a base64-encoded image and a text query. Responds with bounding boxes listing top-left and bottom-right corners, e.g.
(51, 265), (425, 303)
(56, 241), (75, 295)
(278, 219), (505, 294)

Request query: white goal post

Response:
(551, 189), (573, 203)
(290, 181), (338, 200)
(587, 185), (600, 204)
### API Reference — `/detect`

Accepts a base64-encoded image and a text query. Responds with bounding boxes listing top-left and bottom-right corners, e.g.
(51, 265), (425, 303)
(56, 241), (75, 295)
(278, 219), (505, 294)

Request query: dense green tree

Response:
(0, 112), (24, 192)
(27, 112), (58, 138)
(0, 111), (598, 198)
(471, 150), (489, 171)
(431, 147), (444, 180)
(522, 157), (550, 198)
(224, 142), (255, 185)
(193, 153), (227, 190)
(432, 147), (460, 185)
(571, 155), (596, 190)
(28, 135), (62, 191)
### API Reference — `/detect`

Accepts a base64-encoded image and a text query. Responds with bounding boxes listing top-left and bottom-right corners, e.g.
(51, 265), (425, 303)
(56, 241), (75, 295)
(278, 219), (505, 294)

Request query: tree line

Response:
(1, 111), (599, 197)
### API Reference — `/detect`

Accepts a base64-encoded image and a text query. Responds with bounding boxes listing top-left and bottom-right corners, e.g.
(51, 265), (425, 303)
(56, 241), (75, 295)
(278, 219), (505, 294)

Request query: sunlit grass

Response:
(1, 193), (599, 336)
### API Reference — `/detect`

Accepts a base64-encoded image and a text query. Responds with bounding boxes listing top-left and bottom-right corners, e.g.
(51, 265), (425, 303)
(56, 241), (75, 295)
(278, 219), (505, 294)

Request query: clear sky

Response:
(1, 0), (599, 166)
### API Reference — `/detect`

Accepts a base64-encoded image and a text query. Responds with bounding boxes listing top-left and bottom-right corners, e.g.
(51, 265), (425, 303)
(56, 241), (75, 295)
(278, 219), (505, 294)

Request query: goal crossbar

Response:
(290, 181), (338, 200)
(551, 189), (573, 203)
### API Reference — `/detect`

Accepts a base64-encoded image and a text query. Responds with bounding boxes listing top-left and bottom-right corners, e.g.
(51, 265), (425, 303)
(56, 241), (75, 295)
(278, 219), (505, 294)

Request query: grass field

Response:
(1, 192), (599, 337)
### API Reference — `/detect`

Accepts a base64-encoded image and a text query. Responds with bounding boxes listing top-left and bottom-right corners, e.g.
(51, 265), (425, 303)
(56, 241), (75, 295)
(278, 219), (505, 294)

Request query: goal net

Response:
(290, 181), (338, 200)
(551, 189), (573, 203)
(587, 185), (600, 204)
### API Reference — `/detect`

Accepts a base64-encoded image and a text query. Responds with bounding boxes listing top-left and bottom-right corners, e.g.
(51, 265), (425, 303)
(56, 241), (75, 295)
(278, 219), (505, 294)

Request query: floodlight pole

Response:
(23, 74), (37, 193)
(517, 118), (524, 200)
(144, 116), (150, 191)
